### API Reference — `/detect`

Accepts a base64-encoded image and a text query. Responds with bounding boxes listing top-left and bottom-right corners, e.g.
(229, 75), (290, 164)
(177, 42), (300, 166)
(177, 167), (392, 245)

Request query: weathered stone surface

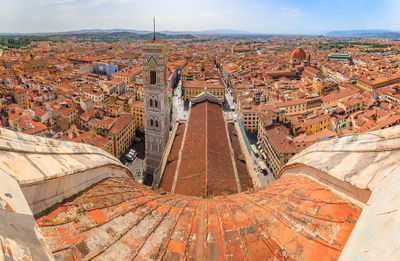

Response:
(0, 127), (132, 215)
(0, 170), (54, 261)
(281, 125), (400, 260)
(1, 123), (400, 260)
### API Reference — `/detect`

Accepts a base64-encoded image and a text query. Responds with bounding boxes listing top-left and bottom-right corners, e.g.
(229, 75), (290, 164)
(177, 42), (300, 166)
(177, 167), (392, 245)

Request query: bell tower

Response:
(142, 20), (170, 178)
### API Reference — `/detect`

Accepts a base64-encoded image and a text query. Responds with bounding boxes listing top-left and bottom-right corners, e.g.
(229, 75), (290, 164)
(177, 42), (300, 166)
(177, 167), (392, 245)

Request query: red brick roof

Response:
(265, 124), (302, 154)
(174, 101), (238, 197)
(37, 175), (360, 260)
(160, 123), (186, 192)
(291, 48), (307, 59)
(184, 80), (225, 89)
(109, 114), (134, 135)
(160, 100), (252, 197)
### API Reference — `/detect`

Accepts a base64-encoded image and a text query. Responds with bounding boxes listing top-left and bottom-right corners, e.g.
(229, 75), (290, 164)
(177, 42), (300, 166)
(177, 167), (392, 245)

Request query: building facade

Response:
(356, 75), (400, 91)
(109, 114), (135, 159)
(131, 101), (144, 131)
(182, 80), (225, 101)
(113, 66), (142, 84)
(328, 53), (352, 61)
(23, 59), (48, 73)
(93, 61), (119, 76)
(258, 124), (301, 176)
(239, 106), (259, 132)
(142, 38), (170, 176)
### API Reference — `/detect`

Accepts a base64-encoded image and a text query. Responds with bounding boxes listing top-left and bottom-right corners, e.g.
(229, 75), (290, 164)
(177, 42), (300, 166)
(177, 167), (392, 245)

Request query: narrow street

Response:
(120, 132), (146, 183)
(171, 80), (188, 123)
(218, 68), (238, 120)
(246, 132), (275, 185)
(223, 88), (238, 120)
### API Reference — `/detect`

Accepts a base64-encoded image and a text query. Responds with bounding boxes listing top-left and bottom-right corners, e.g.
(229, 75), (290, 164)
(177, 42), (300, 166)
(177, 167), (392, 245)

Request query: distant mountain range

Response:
(325, 29), (400, 38)
(2, 28), (400, 38)
(0, 28), (255, 36)
(160, 29), (252, 35)
(63, 29), (253, 36)
(0, 31), (196, 46)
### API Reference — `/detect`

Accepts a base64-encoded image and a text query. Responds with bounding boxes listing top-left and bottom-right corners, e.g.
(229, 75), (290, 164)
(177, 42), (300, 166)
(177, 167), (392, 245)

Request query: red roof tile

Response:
(166, 101), (244, 197)
(37, 175), (361, 260)
(160, 123), (186, 192)
(88, 209), (108, 224)
(291, 48), (307, 59)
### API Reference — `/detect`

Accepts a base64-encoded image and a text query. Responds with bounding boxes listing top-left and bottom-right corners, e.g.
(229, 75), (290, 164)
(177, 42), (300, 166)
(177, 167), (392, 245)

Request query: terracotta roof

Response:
(63, 129), (111, 149)
(291, 48), (307, 59)
(357, 74), (400, 86)
(37, 175), (360, 260)
(144, 37), (165, 44)
(114, 66), (142, 76)
(227, 123), (252, 191)
(109, 114), (134, 135)
(160, 98), (253, 197)
(160, 123), (186, 192)
(22, 121), (48, 135)
(173, 101), (239, 197)
(131, 100), (144, 109)
(265, 124), (301, 154)
(299, 114), (330, 129)
(184, 80), (225, 89)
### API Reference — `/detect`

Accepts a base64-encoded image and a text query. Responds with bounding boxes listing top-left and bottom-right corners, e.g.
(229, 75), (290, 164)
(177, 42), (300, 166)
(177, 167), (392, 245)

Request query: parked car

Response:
(125, 154), (134, 161)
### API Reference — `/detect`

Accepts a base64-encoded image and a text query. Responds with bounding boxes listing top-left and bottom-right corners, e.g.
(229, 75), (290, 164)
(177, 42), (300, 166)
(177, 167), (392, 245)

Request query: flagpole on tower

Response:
(153, 17), (156, 40)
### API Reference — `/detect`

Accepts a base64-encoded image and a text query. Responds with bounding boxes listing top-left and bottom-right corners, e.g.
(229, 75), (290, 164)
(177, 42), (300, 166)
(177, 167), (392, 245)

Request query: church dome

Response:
(291, 48), (307, 59)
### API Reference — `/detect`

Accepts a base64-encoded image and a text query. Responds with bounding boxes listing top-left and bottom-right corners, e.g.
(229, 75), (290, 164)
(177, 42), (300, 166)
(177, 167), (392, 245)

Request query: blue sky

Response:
(0, 0), (398, 34)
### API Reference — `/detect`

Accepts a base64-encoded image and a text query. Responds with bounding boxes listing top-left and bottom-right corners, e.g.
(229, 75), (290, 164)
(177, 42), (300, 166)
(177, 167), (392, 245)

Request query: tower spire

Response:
(153, 16), (156, 40)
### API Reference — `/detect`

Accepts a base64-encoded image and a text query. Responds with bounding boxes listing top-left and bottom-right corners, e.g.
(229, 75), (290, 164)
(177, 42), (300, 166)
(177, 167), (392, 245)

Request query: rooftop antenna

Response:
(153, 16), (156, 40)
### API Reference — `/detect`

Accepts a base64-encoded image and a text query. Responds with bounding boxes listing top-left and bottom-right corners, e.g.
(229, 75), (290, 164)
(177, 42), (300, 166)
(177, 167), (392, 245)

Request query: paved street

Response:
(219, 69), (238, 120)
(171, 81), (188, 123)
(251, 151), (275, 185)
(224, 88), (236, 111)
(121, 133), (146, 183)
(127, 157), (144, 183)
(223, 88), (238, 120)
(247, 132), (275, 186)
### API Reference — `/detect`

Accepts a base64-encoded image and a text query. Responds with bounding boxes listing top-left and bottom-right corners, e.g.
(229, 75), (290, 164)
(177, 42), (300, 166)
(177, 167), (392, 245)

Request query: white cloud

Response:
(39, 0), (77, 6)
(87, 0), (111, 7)
(201, 12), (223, 17)
(279, 7), (305, 17)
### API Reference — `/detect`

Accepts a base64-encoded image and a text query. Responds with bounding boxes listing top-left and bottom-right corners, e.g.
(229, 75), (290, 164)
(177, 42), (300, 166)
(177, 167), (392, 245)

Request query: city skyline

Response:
(2, 1), (400, 259)
(0, 0), (399, 34)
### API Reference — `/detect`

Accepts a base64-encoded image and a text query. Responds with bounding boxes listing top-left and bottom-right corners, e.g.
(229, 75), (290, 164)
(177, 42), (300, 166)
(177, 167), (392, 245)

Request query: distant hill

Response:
(0, 31), (195, 49)
(4, 28), (400, 38)
(61, 29), (152, 35)
(160, 29), (252, 35)
(326, 29), (400, 38)
(0, 28), (254, 36)
(56, 28), (253, 36)
(0, 31), (195, 43)
(84, 31), (196, 41)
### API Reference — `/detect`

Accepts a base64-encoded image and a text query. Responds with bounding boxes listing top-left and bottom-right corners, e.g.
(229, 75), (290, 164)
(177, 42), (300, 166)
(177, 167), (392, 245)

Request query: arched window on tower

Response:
(150, 70), (156, 85)
(155, 120), (159, 128)
(150, 119), (154, 127)
(154, 99), (158, 108)
(149, 98), (153, 108)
